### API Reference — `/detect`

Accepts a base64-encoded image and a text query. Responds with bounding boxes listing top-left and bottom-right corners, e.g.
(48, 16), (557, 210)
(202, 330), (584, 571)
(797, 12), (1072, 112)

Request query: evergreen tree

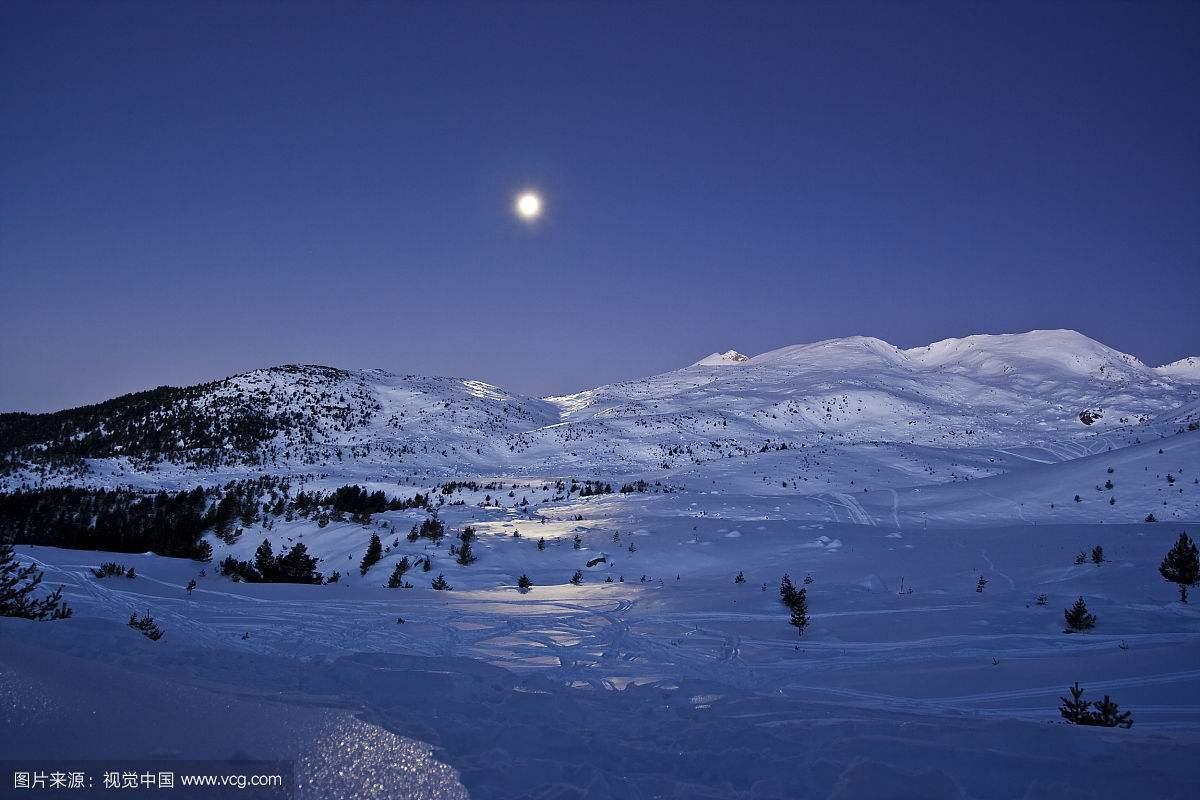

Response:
(254, 539), (275, 578)
(193, 539), (213, 562)
(455, 530), (477, 566)
(1059, 683), (1133, 728)
(1091, 545), (1104, 564)
(0, 540), (72, 620)
(779, 573), (797, 607)
(360, 533), (383, 575)
(1091, 694), (1134, 728)
(1064, 596), (1097, 632)
(788, 587), (809, 637)
(276, 542), (322, 583)
(128, 610), (164, 640)
(1059, 682), (1092, 724)
(734, 571), (746, 584)
(387, 557), (411, 588)
(517, 574), (532, 592)
(570, 569), (583, 586)
(431, 573), (452, 590)
(1158, 531), (1199, 603)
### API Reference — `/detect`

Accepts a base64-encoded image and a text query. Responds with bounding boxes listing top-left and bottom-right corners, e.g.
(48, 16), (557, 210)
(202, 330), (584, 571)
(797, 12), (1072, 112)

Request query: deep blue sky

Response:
(2, 1), (1198, 412)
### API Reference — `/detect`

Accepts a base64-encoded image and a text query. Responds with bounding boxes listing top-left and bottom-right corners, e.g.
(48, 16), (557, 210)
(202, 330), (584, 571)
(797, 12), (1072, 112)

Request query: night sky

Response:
(3, 1), (1198, 412)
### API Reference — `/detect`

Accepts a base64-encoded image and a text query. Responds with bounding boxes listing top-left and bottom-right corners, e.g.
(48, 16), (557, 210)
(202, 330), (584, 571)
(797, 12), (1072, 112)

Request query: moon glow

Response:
(516, 192), (542, 220)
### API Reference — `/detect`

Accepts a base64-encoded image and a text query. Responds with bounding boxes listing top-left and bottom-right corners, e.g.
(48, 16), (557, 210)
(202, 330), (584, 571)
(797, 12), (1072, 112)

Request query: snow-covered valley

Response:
(3, 330), (1200, 798)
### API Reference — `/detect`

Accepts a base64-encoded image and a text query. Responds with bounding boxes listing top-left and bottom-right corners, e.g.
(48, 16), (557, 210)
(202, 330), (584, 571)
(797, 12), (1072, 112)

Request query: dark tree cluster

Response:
(406, 516), (446, 543)
(0, 486), (213, 559)
(219, 539), (323, 584)
(325, 484), (429, 515)
(575, 480), (614, 497)
(0, 477), (430, 560)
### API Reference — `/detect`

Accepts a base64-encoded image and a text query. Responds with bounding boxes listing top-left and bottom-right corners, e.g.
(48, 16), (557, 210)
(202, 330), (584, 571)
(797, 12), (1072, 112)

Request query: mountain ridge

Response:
(2, 330), (1197, 484)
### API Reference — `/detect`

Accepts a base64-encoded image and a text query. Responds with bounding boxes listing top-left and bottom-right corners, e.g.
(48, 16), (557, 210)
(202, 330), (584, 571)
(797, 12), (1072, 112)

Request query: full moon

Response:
(516, 192), (542, 220)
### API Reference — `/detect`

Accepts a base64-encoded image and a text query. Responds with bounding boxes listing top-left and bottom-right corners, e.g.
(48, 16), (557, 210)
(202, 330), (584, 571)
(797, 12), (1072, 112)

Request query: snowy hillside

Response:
(0, 365), (558, 483)
(534, 330), (1199, 472)
(4, 330), (1200, 798)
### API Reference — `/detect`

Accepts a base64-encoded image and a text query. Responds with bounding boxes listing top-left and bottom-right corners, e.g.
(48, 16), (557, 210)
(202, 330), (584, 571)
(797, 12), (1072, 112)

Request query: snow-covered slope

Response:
(5, 331), (1200, 798)
(691, 349), (751, 366)
(532, 330), (1198, 472)
(1157, 356), (1200, 380)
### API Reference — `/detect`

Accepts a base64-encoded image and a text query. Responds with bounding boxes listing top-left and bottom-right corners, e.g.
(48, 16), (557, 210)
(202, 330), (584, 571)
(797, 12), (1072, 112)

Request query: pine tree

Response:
(1159, 531), (1199, 603)
(779, 573), (797, 606)
(1059, 682), (1092, 724)
(276, 542), (322, 584)
(734, 571), (746, 584)
(254, 539), (275, 578)
(128, 610), (164, 640)
(517, 574), (532, 592)
(1091, 545), (1104, 564)
(788, 587), (809, 637)
(0, 541), (72, 621)
(455, 532), (476, 566)
(570, 569), (583, 586)
(192, 539), (213, 562)
(387, 557), (411, 588)
(431, 573), (452, 591)
(1091, 694), (1134, 728)
(1064, 596), (1096, 632)
(1059, 683), (1133, 728)
(360, 533), (383, 575)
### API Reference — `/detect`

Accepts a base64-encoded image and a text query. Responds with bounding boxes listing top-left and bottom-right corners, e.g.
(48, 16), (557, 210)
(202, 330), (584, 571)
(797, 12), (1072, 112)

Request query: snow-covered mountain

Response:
(536, 330), (1198, 470)
(2, 330), (1197, 485)
(6, 331), (1200, 798)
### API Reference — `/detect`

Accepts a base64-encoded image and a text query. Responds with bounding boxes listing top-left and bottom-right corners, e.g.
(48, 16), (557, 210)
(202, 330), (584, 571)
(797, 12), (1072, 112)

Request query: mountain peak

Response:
(1156, 356), (1200, 380)
(692, 350), (751, 367)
